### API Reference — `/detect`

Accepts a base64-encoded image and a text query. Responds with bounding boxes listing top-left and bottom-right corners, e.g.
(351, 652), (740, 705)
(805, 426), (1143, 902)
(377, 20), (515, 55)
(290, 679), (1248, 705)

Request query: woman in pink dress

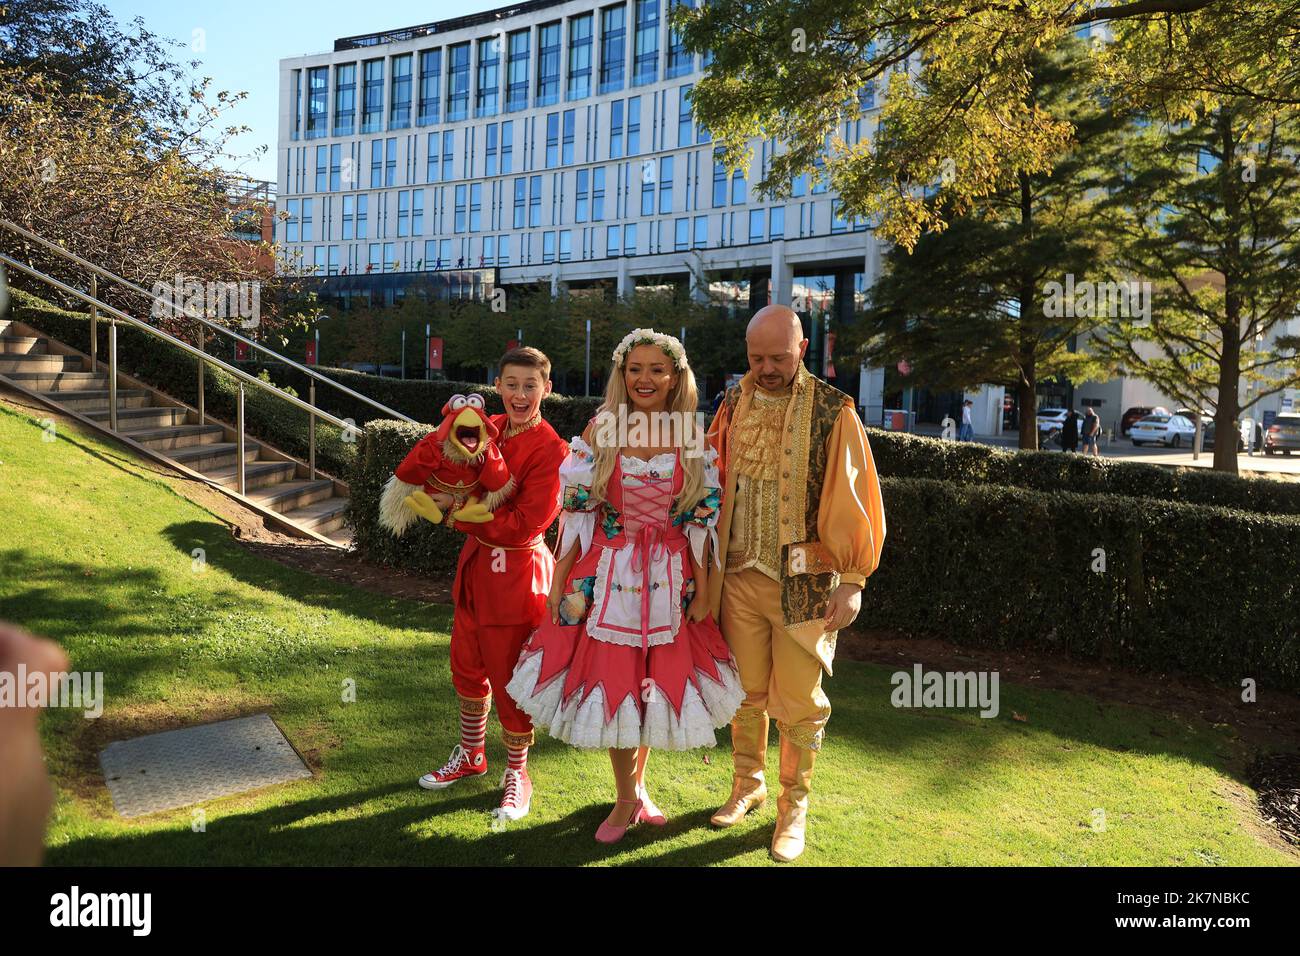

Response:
(506, 329), (743, 843)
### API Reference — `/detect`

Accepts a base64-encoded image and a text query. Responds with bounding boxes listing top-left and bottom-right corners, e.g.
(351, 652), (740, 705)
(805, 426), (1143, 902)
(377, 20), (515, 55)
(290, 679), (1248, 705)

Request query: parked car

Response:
(1199, 417), (1246, 451)
(1120, 405), (1170, 436)
(1130, 413), (1196, 447)
(1036, 407), (1069, 434)
(1264, 412), (1300, 455)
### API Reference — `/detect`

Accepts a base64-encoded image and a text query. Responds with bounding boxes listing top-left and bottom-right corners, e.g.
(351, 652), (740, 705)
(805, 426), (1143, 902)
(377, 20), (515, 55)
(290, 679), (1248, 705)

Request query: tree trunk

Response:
(1017, 172), (1039, 451)
(1214, 324), (1241, 474)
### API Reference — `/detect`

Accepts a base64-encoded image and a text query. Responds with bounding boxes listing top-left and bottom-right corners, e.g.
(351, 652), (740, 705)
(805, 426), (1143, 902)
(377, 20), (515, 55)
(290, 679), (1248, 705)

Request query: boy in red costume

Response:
(382, 347), (567, 820)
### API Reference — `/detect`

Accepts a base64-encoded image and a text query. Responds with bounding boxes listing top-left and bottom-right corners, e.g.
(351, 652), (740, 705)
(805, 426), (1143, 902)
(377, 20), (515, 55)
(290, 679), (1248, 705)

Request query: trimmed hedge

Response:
(352, 423), (1300, 690)
(866, 427), (1300, 517)
(864, 477), (1300, 689)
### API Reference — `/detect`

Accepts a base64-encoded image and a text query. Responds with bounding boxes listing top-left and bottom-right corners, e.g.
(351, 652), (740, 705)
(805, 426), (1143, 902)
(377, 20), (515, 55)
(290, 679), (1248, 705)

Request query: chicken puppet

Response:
(378, 393), (514, 534)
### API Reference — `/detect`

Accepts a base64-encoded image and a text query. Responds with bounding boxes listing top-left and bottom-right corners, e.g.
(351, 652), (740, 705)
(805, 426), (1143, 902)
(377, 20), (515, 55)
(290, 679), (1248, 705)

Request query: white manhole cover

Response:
(99, 713), (312, 818)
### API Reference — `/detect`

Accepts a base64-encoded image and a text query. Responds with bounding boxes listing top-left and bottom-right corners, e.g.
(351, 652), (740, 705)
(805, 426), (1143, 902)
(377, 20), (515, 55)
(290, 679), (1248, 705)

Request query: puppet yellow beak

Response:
(449, 407), (487, 458)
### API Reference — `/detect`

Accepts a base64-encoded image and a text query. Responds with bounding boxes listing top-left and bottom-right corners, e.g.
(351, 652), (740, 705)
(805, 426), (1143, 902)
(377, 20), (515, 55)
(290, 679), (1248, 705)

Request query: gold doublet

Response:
(726, 386), (790, 582)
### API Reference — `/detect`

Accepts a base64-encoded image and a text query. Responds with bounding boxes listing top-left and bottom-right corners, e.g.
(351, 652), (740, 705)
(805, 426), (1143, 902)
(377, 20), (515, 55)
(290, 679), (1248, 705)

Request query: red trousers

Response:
(450, 612), (534, 742)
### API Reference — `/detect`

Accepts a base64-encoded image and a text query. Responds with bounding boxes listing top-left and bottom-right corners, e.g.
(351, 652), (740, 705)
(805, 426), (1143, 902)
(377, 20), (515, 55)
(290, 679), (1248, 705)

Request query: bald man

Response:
(705, 304), (886, 862)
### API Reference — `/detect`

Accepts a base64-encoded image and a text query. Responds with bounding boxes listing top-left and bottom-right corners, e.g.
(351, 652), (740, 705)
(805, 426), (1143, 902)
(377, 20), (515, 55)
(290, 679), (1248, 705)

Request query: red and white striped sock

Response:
(506, 742), (528, 773)
(460, 701), (489, 751)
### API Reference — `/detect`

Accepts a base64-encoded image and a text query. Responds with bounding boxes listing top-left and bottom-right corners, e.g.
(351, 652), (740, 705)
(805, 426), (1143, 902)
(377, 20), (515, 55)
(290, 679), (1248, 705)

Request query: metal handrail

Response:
(0, 218), (416, 425)
(2, 253), (359, 494)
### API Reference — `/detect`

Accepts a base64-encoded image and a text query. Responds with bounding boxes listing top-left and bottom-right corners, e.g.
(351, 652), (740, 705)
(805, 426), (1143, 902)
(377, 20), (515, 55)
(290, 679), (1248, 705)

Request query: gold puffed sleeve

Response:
(817, 404), (886, 587)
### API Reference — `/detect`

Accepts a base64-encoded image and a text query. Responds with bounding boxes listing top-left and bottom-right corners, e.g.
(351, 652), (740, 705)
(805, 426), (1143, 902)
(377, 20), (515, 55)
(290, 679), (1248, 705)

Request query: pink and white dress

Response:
(505, 437), (744, 749)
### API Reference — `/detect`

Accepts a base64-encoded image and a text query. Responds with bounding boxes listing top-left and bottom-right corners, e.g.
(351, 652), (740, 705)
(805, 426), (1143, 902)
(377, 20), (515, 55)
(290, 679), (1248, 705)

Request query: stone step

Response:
(247, 478), (337, 513)
(38, 389), (150, 411)
(0, 335), (47, 355)
(0, 353), (84, 373)
(120, 423), (227, 451)
(1, 370), (107, 391)
(205, 459), (298, 492)
(84, 405), (191, 428)
(169, 440), (262, 472)
(282, 496), (350, 535)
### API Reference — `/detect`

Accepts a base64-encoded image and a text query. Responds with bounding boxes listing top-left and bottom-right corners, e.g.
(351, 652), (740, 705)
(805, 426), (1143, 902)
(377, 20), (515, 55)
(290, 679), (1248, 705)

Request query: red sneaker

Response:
(492, 768), (532, 821)
(418, 744), (487, 790)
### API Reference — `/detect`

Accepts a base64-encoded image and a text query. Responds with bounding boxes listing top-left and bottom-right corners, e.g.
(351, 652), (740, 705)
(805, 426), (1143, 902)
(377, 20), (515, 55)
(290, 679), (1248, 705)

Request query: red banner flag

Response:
(824, 332), (837, 379)
(427, 336), (443, 371)
(305, 340), (317, 366)
(235, 340), (249, 362)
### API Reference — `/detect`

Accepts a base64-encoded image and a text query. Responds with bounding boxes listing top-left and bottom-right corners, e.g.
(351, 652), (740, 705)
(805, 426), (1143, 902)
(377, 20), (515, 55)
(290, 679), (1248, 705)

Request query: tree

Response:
(1091, 98), (1300, 472)
(841, 40), (1123, 449)
(672, 0), (1300, 250)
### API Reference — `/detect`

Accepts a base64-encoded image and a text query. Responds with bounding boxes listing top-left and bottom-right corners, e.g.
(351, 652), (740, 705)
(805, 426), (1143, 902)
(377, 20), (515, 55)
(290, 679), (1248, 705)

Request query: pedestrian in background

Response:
(1081, 407), (1101, 456)
(1061, 409), (1080, 452)
(959, 399), (974, 442)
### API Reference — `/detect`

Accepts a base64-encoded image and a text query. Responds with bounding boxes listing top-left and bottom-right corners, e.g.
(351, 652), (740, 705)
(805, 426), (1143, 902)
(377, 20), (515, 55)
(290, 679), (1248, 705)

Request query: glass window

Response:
(328, 245), (340, 275)
(442, 130), (455, 180)
(455, 184), (467, 233)
(424, 239), (438, 269)
(599, 4), (626, 95)
(385, 137), (397, 187)
(292, 70), (302, 141)
(692, 214), (706, 248)
(285, 199), (300, 243)
(658, 156), (673, 214)
(576, 168), (589, 222)
(626, 96), (641, 154)
(342, 195), (356, 240)
(633, 0), (659, 86)
(592, 167), (606, 220)
(559, 229), (572, 261)
(447, 42), (470, 121)
(506, 30), (529, 112)
(367, 243), (381, 271)
(513, 177), (526, 228)
(329, 144), (342, 191)
(641, 163), (655, 216)
(712, 151), (727, 207)
(543, 230), (556, 263)
(475, 37), (499, 117)
(390, 53), (413, 128)
(398, 190), (411, 237)
(623, 222), (636, 255)
(770, 205), (784, 239)
(313, 245), (326, 274)
(749, 208), (764, 242)
(501, 120), (514, 172)
(307, 67), (328, 139)
(383, 242), (395, 271)
(792, 171), (808, 197)
(831, 198), (848, 233)
(427, 133), (439, 182)
(498, 235), (510, 265)
(370, 139), (383, 188)
(666, 0), (692, 78)
(674, 216), (688, 250)
(568, 14), (593, 100)
(362, 60), (383, 133)
(356, 195), (368, 238)
(315, 145), (327, 193)
(537, 22), (561, 107)
(418, 50), (441, 125)
(334, 64), (356, 137)
(562, 109), (575, 165)
(610, 99), (624, 159)
(486, 123), (499, 177)
(731, 164), (746, 204)
(412, 189), (424, 234)
(301, 198), (313, 241)
(529, 175), (542, 226)
(483, 235), (496, 265)
(546, 112), (560, 168)
(469, 182), (482, 231)
(677, 84), (692, 147)
(607, 224), (620, 255)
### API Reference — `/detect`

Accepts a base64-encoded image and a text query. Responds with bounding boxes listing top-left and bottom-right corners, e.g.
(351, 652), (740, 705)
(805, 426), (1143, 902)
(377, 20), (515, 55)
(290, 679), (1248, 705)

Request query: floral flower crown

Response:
(611, 328), (688, 370)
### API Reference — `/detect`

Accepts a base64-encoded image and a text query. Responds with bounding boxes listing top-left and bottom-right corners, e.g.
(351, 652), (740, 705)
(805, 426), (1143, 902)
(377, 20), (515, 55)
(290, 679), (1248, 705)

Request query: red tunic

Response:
(451, 415), (568, 626)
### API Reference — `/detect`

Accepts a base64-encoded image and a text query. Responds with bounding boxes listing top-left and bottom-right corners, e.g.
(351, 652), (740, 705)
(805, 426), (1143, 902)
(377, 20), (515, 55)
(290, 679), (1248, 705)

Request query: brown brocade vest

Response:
(713, 365), (854, 661)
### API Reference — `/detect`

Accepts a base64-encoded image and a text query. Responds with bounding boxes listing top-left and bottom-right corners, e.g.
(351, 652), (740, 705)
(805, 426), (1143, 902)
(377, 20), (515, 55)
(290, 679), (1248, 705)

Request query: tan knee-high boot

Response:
(710, 710), (769, 827)
(770, 734), (816, 862)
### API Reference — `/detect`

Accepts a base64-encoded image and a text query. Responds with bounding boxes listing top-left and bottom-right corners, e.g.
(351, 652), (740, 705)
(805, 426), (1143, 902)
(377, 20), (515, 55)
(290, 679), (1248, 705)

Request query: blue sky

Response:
(105, 0), (488, 183)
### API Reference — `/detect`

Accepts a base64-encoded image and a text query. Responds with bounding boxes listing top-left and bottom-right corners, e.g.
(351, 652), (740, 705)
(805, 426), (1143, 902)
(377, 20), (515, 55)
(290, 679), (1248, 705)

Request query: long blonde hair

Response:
(588, 339), (706, 520)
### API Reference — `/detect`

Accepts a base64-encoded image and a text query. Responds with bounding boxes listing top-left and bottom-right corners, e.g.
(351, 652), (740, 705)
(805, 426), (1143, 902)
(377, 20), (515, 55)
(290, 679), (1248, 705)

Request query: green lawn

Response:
(0, 400), (1293, 866)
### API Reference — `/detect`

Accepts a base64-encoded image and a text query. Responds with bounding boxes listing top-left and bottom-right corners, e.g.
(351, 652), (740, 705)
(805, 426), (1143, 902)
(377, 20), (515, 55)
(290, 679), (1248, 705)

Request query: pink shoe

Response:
(636, 785), (667, 825)
(595, 798), (643, 844)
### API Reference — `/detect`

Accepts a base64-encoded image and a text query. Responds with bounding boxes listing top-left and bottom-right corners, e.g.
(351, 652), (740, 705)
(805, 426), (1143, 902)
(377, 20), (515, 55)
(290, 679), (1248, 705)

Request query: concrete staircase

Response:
(0, 317), (351, 546)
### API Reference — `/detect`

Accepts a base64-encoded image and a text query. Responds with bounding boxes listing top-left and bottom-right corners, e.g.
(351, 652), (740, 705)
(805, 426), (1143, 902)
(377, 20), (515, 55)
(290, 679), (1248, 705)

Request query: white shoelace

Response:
(501, 769), (524, 807)
(433, 744), (468, 778)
